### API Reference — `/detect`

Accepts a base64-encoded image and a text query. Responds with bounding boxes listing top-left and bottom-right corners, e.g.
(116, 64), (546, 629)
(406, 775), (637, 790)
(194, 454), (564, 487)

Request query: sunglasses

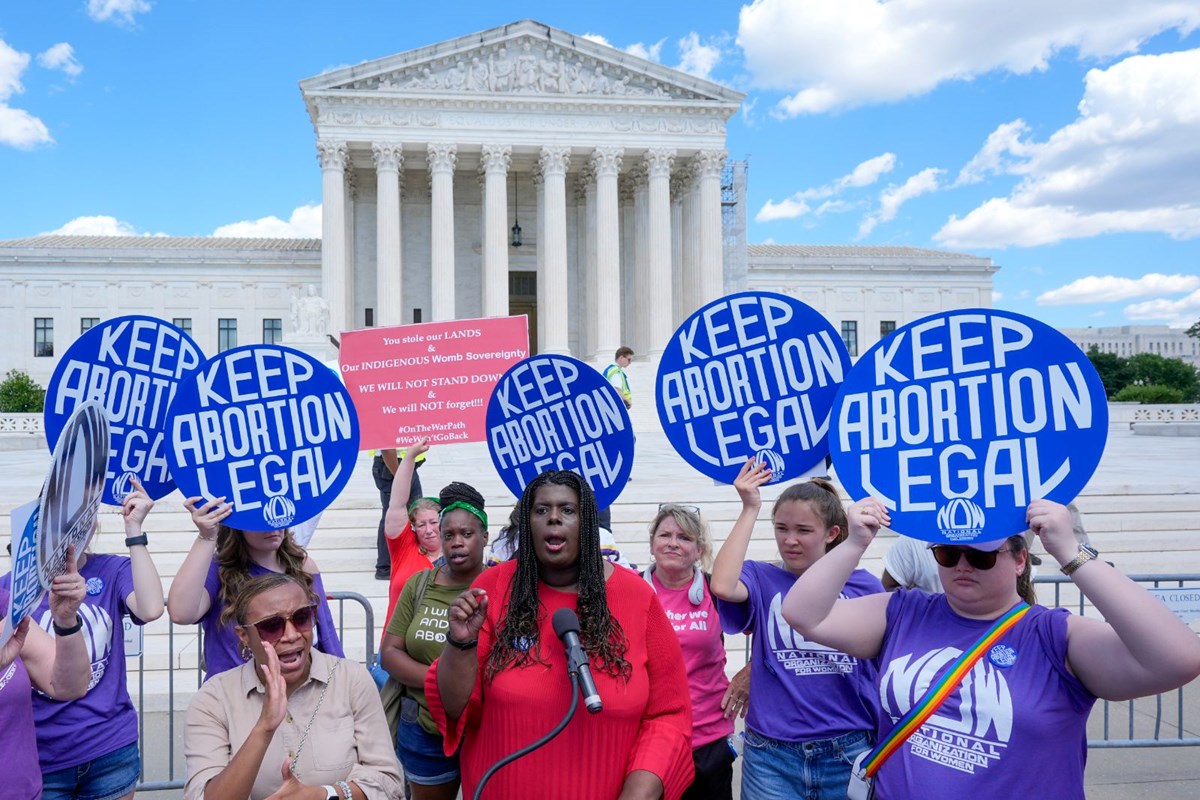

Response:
(241, 605), (316, 642)
(659, 503), (701, 515)
(930, 547), (1013, 571)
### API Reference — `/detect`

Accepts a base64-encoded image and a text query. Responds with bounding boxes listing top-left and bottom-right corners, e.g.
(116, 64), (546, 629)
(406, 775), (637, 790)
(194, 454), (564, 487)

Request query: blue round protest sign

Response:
(44, 315), (204, 505)
(656, 291), (851, 485)
(486, 355), (634, 509)
(38, 400), (109, 586)
(830, 309), (1109, 543)
(166, 345), (360, 532)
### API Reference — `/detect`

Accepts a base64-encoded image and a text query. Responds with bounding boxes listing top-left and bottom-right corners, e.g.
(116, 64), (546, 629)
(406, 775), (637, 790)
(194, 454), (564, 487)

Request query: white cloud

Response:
(86, 0), (152, 26)
(37, 43), (82, 77)
(756, 153), (894, 222)
(1038, 273), (1200, 305)
(212, 203), (322, 238)
(1124, 288), (1200, 326)
(858, 167), (942, 237)
(737, 0), (1200, 115)
(43, 215), (140, 236)
(0, 39), (52, 149)
(992, 290), (1005, 302)
(581, 33), (665, 63)
(936, 49), (1200, 248)
(677, 32), (722, 79)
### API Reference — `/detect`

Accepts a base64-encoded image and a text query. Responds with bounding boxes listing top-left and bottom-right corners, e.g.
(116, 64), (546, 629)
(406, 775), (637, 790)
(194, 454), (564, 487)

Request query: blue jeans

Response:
(395, 699), (459, 786)
(742, 728), (871, 800)
(41, 741), (140, 800)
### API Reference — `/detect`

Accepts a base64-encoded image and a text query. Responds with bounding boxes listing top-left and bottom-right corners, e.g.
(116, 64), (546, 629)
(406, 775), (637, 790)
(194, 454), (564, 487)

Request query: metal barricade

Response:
(132, 591), (375, 792)
(1034, 572), (1200, 748)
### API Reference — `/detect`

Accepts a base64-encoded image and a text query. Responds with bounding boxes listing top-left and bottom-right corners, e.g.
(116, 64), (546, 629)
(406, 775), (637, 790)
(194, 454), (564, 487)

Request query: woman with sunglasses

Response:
(381, 481), (489, 800)
(184, 573), (402, 799)
(430, 470), (694, 799)
(782, 497), (1200, 799)
(168, 497), (344, 679)
(645, 503), (749, 800)
(711, 459), (883, 800)
(382, 439), (444, 634)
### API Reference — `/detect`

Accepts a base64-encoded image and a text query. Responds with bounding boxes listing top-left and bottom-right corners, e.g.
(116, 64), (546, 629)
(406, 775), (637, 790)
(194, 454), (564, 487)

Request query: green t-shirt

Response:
(386, 567), (470, 734)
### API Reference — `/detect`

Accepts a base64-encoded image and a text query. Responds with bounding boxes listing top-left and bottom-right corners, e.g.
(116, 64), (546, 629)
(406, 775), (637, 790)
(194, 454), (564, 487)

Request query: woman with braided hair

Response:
(428, 470), (694, 800)
(381, 480), (489, 800)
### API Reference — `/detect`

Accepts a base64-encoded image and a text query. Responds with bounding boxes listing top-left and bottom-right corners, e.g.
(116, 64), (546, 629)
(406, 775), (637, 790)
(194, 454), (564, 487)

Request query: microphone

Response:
(552, 608), (602, 714)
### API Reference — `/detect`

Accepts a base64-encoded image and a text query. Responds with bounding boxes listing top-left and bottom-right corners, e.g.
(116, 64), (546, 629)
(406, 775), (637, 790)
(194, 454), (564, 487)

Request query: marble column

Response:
(427, 143), (458, 321)
(480, 144), (511, 318)
(645, 148), (676, 356)
(580, 164), (598, 360)
(591, 147), (622, 358)
(538, 145), (571, 355)
(696, 149), (727, 306)
(372, 143), (403, 327)
(670, 173), (685, 328)
(631, 162), (650, 356)
(680, 161), (701, 319)
(619, 175), (636, 352)
(318, 140), (348, 336)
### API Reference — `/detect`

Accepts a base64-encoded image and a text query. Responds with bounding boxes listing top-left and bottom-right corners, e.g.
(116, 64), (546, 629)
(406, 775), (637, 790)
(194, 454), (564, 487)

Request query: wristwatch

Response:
(1060, 544), (1099, 576)
(125, 533), (149, 548)
(321, 786), (339, 800)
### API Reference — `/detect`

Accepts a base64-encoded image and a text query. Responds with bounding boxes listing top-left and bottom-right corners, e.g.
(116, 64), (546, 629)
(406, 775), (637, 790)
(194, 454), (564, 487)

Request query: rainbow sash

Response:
(861, 601), (1031, 778)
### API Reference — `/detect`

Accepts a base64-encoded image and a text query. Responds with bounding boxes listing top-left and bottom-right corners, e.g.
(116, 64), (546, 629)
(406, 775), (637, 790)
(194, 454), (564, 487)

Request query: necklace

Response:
(287, 657), (341, 778)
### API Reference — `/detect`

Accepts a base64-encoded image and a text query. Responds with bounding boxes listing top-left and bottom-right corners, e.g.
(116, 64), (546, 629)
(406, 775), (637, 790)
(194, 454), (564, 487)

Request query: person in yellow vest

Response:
(604, 346), (634, 409)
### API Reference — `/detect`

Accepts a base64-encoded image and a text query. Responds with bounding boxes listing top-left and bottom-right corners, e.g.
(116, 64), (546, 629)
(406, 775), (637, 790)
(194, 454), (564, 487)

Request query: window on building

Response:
(365, 308), (374, 327)
(841, 321), (858, 358)
(80, 317), (100, 334)
(262, 318), (283, 345)
(218, 319), (238, 352)
(34, 318), (54, 357)
(173, 317), (193, 335)
(880, 320), (896, 338)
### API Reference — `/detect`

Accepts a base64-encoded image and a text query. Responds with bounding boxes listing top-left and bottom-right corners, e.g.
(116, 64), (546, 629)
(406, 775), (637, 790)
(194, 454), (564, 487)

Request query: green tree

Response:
(1114, 384), (1187, 404)
(1126, 353), (1199, 401)
(0, 369), (46, 413)
(1086, 346), (1132, 399)
(1187, 319), (1200, 340)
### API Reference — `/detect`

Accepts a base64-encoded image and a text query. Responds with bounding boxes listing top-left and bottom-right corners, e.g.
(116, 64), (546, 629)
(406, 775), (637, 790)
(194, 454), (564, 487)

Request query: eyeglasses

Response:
(658, 503), (700, 515)
(241, 605), (316, 642)
(930, 546), (1013, 570)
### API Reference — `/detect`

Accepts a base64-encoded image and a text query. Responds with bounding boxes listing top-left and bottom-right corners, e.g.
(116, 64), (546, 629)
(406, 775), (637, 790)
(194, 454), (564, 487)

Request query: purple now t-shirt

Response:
(874, 591), (1095, 799)
(0, 586), (42, 799)
(200, 560), (344, 678)
(717, 561), (883, 741)
(29, 555), (140, 771)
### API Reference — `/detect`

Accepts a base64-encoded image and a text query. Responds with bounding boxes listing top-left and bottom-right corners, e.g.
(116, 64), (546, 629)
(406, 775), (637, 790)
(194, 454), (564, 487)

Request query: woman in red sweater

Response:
(382, 439), (444, 633)
(428, 470), (694, 800)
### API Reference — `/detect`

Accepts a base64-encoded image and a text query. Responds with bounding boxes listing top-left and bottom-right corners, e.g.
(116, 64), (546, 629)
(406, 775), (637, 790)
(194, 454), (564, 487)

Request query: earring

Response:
(240, 644), (252, 661)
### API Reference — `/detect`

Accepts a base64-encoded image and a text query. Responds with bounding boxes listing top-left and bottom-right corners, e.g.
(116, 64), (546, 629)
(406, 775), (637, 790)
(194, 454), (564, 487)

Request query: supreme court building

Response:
(0, 21), (996, 385)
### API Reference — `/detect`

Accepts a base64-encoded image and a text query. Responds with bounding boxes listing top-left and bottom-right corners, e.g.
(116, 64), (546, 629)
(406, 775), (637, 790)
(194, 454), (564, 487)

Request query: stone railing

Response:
(0, 413), (44, 433)
(1108, 403), (1200, 425)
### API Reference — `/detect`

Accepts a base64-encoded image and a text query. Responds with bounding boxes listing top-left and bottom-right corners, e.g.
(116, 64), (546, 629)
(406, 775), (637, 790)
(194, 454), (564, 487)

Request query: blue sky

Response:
(2, 0), (1198, 330)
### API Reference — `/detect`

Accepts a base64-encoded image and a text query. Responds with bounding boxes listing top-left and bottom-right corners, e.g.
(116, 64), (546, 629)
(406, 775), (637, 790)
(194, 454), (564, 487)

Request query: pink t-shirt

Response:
(652, 572), (734, 749)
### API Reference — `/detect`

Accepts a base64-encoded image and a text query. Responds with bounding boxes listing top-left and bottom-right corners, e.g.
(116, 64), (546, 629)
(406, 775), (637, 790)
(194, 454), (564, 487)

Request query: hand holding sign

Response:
(183, 496), (233, 540)
(1025, 499), (1078, 566)
(48, 544), (86, 629)
(846, 498), (891, 550)
(733, 457), (773, 511)
(121, 475), (154, 534)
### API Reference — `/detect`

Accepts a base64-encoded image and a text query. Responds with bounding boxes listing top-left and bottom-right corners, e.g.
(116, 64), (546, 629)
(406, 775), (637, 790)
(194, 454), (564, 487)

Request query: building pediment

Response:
(300, 20), (744, 112)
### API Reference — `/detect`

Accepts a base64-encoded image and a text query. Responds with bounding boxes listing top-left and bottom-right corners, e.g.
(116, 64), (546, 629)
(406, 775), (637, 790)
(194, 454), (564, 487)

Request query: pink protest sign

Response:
(339, 316), (529, 450)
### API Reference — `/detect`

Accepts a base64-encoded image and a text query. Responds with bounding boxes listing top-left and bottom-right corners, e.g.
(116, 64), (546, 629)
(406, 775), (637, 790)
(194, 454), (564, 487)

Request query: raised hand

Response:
(49, 544), (86, 628)
(447, 587), (488, 643)
(255, 642), (289, 734)
(846, 498), (890, 548)
(122, 475), (155, 531)
(184, 495), (232, 540)
(1026, 499), (1076, 565)
(733, 457), (772, 509)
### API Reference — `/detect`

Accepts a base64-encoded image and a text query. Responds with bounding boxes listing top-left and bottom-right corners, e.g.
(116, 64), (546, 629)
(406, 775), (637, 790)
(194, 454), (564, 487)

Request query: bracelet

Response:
(197, 531), (218, 543)
(124, 533), (149, 548)
(446, 634), (479, 651)
(336, 780), (352, 799)
(53, 615), (83, 636)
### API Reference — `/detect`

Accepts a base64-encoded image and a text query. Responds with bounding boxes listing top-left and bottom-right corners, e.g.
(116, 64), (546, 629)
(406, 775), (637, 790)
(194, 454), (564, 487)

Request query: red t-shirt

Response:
(383, 521), (434, 635)
(426, 560), (695, 799)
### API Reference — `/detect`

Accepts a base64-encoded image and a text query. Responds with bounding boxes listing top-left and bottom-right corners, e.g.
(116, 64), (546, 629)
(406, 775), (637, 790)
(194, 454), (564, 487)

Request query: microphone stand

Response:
(471, 673), (580, 800)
